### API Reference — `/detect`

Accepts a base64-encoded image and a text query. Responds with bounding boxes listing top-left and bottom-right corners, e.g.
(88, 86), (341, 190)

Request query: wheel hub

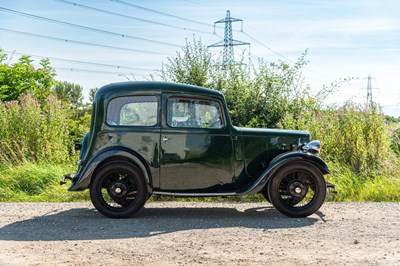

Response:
(288, 181), (307, 198)
(110, 182), (128, 198)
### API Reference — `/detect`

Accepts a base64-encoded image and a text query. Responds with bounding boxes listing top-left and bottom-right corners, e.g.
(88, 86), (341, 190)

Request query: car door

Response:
(160, 94), (235, 192)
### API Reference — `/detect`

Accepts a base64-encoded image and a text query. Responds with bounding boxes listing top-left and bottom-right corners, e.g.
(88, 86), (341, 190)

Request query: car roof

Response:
(95, 81), (224, 101)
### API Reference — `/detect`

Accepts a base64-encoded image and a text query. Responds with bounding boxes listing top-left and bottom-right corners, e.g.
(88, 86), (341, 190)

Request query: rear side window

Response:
(167, 97), (224, 129)
(107, 96), (158, 126)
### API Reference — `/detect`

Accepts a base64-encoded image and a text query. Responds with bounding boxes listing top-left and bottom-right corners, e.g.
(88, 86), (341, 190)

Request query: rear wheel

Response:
(90, 162), (147, 218)
(268, 162), (326, 217)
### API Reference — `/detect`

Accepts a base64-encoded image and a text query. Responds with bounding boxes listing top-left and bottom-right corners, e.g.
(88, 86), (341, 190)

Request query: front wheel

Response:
(268, 162), (326, 218)
(90, 162), (148, 218)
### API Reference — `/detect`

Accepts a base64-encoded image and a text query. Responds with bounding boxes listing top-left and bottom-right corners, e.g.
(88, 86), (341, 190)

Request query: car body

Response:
(62, 81), (335, 218)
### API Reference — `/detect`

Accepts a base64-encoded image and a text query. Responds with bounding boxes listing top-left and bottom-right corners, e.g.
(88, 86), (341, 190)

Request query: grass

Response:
(0, 162), (89, 202)
(326, 161), (400, 202)
(0, 161), (398, 203)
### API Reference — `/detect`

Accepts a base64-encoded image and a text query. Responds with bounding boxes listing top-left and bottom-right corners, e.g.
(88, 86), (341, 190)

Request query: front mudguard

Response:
(68, 147), (152, 194)
(239, 151), (330, 195)
(268, 151), (330, 175)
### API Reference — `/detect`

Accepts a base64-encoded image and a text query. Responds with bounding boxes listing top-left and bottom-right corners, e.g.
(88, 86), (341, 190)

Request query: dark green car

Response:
(62, 81), (336, 218)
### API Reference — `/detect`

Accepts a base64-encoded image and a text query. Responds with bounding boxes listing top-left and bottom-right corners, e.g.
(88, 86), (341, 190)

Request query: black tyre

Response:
(90, 162), (148, 218)
(268, 162), (326, 218)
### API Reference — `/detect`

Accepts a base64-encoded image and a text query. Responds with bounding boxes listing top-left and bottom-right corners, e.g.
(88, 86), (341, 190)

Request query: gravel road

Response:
(0, 202), (399, 265)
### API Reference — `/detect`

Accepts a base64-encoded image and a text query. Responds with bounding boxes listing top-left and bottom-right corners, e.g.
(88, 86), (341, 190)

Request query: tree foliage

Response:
(88, 87), (99, 102)
(161, 38), (314, 128)
(53, 81), (84, 109)
(161, 38), (213, 87)
(0, 49), (56, 102)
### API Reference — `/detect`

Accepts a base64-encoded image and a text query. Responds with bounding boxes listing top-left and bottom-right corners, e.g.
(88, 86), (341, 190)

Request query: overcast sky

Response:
(1, 0), (399, 116)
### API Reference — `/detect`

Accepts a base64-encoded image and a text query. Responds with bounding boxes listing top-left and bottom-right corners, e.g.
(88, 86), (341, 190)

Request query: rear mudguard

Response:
(68, 147), (152, 193)
(238, 151), (330, 195)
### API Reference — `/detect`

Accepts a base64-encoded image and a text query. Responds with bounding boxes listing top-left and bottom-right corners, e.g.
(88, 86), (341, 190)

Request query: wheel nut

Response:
(295, 187), (302, 194)
(115, 187), (122, 194)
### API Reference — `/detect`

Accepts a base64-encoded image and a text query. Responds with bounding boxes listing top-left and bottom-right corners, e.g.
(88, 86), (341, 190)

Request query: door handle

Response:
(162, 136), (170, 142)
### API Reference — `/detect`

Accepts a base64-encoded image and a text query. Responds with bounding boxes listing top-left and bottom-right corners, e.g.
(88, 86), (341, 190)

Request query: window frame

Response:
(105, 95), (160, 127)
(166, 96), (226, 130)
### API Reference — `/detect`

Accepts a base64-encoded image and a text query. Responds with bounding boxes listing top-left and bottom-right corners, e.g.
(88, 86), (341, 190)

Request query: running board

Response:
(153, 191), (237, 197)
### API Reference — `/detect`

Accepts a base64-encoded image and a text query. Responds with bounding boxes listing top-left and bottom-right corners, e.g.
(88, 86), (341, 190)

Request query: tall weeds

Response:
(280, 102), (400, 201)
(390, 127), (400, 155)
(0, 93), (73, 165)
(281, 102), (391, 174)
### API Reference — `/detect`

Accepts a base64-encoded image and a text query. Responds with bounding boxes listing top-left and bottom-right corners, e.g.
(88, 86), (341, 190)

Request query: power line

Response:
(0, 28), (173, 56)
(55, 67), (137, 76)
(241, 31), (333, 80)
(54, 0), (213, 35)
(3, 50), (159, 72)
(109, 0), (214, 28)
(0, 7), (180, 47)
(241, 32), (296, 64)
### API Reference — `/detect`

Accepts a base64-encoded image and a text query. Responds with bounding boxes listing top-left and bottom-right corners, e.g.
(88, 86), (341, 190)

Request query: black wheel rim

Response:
(278, 170), (317, 208)
(99, 170), (138, 209)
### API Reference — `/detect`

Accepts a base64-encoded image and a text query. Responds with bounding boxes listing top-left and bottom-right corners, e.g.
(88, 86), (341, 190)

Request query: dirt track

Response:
(0, 202), (399, 265)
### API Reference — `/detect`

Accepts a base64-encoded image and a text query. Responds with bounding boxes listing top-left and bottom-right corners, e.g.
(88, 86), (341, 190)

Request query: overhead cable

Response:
(55, 0), (213, 35)
(0, 28), (173, 56)
(0, 7), (180, 47)
(3, 50), (159, 71)
(55, 66), (135, 75)
(109, 0), (213, 27)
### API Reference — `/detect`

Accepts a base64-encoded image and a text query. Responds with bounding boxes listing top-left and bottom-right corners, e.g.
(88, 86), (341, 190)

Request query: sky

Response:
(0, 0), (399, 116)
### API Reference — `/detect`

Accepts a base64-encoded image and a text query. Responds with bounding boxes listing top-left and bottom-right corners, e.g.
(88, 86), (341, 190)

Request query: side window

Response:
(167, 97), (224, 129)
(107, 96), (158, 126)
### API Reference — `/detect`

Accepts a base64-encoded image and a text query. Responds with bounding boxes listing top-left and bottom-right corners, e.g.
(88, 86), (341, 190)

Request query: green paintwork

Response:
(68, 81), (323, 195)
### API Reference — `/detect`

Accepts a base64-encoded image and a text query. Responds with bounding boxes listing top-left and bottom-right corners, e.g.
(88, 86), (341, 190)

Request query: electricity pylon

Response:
(366, 74), (373, 108)
(208, 10), (250, 65)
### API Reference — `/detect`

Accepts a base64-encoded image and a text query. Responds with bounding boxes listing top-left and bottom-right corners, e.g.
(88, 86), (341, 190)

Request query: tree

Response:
(160, 37), (213, 87)
(161, 39), (314, 128)
(0, 49), (56, 102)
(53, 81), (84, 109)
(89, 87), (99, 102)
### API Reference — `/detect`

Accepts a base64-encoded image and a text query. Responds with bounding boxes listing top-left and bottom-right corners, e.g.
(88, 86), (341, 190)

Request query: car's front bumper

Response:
(326, 182), (337, 197)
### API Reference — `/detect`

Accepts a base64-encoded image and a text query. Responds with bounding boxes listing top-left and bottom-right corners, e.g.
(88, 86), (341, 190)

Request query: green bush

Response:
(161, 38), (314, 128)
(0, 50), (55, 102)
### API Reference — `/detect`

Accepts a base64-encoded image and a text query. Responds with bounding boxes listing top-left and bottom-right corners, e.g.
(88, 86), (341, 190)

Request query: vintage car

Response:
(62, 81), (336, 218)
